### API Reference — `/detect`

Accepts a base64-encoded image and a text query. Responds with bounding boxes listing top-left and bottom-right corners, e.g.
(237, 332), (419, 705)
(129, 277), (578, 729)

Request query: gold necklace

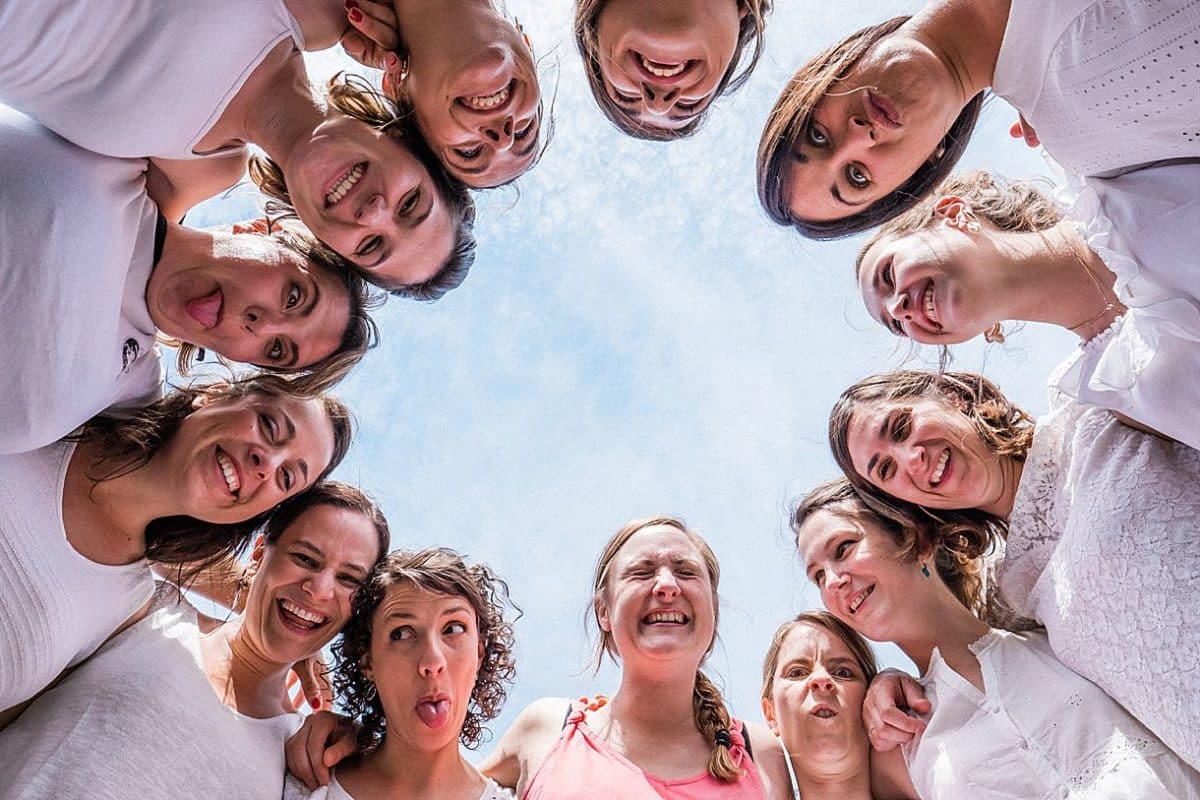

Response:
(1057, 227), (1123, 334)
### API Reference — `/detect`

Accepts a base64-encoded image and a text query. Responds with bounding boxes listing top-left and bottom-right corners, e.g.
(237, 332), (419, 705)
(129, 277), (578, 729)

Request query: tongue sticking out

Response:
(186, 289), (223, 329)
(416, 699), (451, 729)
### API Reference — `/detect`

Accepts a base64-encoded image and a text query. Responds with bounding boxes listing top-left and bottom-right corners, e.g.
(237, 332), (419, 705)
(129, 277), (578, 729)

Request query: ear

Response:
(596, 602), (612, 633)
(931, 196), (972, 222)
(190, 381), (231, 410)
(761, 696), (779, 736)
(359, 653), (373, 682)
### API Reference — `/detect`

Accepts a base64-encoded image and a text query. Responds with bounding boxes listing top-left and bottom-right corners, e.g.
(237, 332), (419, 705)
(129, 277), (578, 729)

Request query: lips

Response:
(848, 585), (874, 615)
(186, 289), (223, 329)
(642, 608), (689, 625)
(930, 447), (951, 487)
(633, 51), (695, 86)
(277, 598), (330, 633)
(460, 81), (514, 113)
(416, 695), (451, 729)
(865, 89), (901, 129)
(324, 162), (366, 208)
(811, 704), (838, 719)
(215, 447), (241, 498)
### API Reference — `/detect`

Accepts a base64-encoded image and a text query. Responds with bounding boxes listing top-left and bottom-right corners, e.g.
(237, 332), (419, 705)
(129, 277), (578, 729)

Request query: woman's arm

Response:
(145, 152), (248, 223)
(480, 697), (570, 792)
(744, 721), (796, 800)
(870, 746), (920, 800)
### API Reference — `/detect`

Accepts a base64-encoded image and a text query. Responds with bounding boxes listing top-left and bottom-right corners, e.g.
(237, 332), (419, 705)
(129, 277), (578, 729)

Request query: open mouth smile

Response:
(324, 162), (366, 208)
(462, 81), (513, 112)
(278, 598), (330, 632)
(848, 585), (874, 614)
(215, 447), (241, 498)
(930, 448), (951, 487)
(634, 52), (694, 85)
(643, 609), (689, 625)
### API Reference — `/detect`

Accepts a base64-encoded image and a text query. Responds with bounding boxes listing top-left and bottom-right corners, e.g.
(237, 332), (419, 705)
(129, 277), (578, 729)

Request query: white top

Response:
(998, 394), (1200, 769)
(0, 442), (153, 714)
(993, 0), (1200, 177)
(0, 105), (164, 455)
(284, 774), (514, 800)
(904, 629), (1200, 799)
(0, 586), (302, 798)
(0, 0), (304, 160)
(1051, 162), (1200, 451)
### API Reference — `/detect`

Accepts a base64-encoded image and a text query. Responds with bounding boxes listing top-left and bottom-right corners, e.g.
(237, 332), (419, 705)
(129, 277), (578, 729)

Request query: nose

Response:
(901, 444), (926, 477)
(354, 192), (389, 225)
(481, 116), (515, 151)
(845, 114), (877, 153)
(303, 569), (336, 602)
(652, 567), (681, 600)
(243, 307), (286, 336)
(419, 637), (448, 677)
(809, 667), (836, 694)
(824, 566), (850, 593)
(642, 84), (678, 116)
(887, 290), (913, 323)
(248, 443), (286, 482)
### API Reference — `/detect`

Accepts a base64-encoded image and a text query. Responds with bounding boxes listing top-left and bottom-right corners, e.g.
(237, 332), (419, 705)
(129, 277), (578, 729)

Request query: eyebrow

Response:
(865, 413), (890, 478)
(452, 158), (491, 177)
(831, 184), (860, 208)
(278, 411), (310, 485)
(384, 602), (474, 621)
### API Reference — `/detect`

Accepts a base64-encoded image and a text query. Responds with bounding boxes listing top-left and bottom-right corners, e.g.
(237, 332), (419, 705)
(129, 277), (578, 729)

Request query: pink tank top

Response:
(523, 699), (765, 800)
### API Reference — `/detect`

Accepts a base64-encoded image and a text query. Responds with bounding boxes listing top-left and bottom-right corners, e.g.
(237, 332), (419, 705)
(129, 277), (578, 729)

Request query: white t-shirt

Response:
(0, 441), (153, 714)
(284, 774), (514, 800)
(993, 0), (1200, 177)
(0, 0), (304, 161)
(904, 629), (1200, 799)
(0, 105), (164, 455)
(1051, 161), (1200, 451)
(999, 394), (1200, 769)
(0, 586), (302, 798)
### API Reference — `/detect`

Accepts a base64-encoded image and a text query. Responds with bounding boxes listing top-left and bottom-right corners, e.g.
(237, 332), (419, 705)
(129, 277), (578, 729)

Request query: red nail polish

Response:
(348, 7), (363, 22)
(344, 0), (358, 9)
(312, 697), (322, 710)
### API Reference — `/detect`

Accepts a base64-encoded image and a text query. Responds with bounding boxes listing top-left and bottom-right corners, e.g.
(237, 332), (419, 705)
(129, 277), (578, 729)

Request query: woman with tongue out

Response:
(0, 481), (388, 797)
(284, 547), (517, 800)
(790, 478), (1200, 798)
(827, 369), (1200, 769)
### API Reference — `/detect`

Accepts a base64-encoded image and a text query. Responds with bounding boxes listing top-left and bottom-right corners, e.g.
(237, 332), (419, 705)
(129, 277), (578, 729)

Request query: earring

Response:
(921, 562), (931, 578)
(983, 322), (1006, 344)
(364, 682), (378, 702)
(952, 211), (981, 234)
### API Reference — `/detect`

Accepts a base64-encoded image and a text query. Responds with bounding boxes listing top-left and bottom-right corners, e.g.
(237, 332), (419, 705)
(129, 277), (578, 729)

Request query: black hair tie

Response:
(715, 729), (732, 748)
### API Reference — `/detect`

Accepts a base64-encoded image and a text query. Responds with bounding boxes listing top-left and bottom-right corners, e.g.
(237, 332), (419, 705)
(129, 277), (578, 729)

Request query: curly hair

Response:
(574, 0), (772, 140)
(332, 548), (518, 753)
(248, 74), (477, 300)
(590, 517), (741, 783)
(827, 370), (1034, 553)
(756, 16), (984, 239)
(791, 478), (991, 616)
(71, 374), (353, 571)
(171, 227), (382, 393)
(761, 609), (879, 700)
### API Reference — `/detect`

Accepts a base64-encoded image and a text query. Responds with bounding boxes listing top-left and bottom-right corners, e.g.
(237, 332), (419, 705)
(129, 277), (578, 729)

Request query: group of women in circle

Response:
(0, 0), (1197, 798)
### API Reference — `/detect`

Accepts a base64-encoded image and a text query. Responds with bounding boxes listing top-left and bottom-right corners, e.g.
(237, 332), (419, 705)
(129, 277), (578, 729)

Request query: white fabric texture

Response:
(998, 395), (1200, 768)
(0, 105), (163, 455)
(904, 629), (1200, 799)
(284, 774), (514, 800)
(0, 0), (303, 160)
(0, 585), (302, 799)
(1051, 161), (1200, 451)
(993, 0), (1200, 177)
(0, 441), (153, 714)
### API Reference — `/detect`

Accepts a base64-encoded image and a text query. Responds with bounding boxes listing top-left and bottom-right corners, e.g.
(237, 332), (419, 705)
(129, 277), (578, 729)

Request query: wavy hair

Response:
(591, 516), (741, 783)
(332, 547), (518, 753)
(574, 0), (772, 140)
(72, 375), (353, 571)
(261, 481), (390, 560)
(827, 370), (1034, 553)
(761, 609), (878, 699)
(756, 16), (984, 239)
(248, 74), (477, 300)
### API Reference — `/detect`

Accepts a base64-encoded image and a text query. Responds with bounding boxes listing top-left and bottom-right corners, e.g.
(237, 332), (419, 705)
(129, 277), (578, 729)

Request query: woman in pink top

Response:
(480, 516), (793, 800)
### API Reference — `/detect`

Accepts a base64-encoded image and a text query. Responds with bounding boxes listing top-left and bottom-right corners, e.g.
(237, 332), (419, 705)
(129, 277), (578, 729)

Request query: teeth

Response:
(281, 599), (327, 626)
(931, 449), (950, 486)
(325, 163), (364, 207)
(814, 708), (836, 718)
(645, 611), (686, 624)
(465, 87), (510, 111)
(924, 285), (939, 323)
(849, 586), (873, 614)
(216, 450), (240, 495)
(640, 55), (687, 78)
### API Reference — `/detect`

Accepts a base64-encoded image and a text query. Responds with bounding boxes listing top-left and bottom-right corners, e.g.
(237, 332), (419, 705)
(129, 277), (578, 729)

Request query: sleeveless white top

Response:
(0, 105), (163, 456)
(998, 394), (1200, 768)
(0, 442), (153, 714)
(1050, 161), (1200, 451)
(0, 586), (302, 798)
(993, 0), (1200, 177)
(284, 774), (514, 800)
(0, 0), (304, 160)
(904, 629), (1200, 798)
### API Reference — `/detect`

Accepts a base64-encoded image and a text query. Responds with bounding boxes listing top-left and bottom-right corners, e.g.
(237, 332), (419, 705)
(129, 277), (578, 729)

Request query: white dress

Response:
(0, 0), (303, 161)
(0, 441), (154, 714)
(283, 774), (514, 800)
(1051, 161), (1200, 451)
(0, 585), (302, 799)
(997, 394), (1200, 768)
(993, 0), (1200, 177)
(904, 629), (1200, 799)
(0, 104), (163, 455)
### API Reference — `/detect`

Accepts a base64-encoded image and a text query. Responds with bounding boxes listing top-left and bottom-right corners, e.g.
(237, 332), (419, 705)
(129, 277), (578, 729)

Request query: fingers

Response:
(339, 29), (388, 72)
(345, 0), (399, 53)
(297, 656), (334, 711)
(900, 674), (933, 714)
(285, 711), (337, 790)
(323, 734), (358, 771)
(1009, 114), (1040, 148)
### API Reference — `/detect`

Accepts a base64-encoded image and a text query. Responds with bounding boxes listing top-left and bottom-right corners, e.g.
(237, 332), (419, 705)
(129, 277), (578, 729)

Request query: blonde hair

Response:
(574, 0), (772, 140)
(761, 609), (878, 699)
(757, 16), (984, 239)
(591, 517), (742, 783)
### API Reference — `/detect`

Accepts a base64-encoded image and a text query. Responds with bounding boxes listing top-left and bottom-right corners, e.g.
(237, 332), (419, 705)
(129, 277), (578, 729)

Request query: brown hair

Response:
(261, 480), (390, 560)
(574, 0), (772, 140)
(591, 516), (741, 783)
(827, 370), (1033, 557)
(73, 375), (353, 570)
(248, 74), (477, 300)
(756, 16), (984, 239)
(761, 609), (878, 700)
(172, 227), (381, 393)
(791, 478), (989, 614)
(333, 547), (518, 752)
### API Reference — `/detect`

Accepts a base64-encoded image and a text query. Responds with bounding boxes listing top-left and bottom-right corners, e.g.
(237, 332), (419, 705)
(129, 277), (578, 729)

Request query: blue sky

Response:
(188, 0), (1073, 750)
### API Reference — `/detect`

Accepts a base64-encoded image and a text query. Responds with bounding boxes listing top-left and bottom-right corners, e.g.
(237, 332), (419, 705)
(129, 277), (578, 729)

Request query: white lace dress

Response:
(1051, 161), (1200, 451)
(997, 394), (1200, 769)
(904, 630), (1200, 799)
